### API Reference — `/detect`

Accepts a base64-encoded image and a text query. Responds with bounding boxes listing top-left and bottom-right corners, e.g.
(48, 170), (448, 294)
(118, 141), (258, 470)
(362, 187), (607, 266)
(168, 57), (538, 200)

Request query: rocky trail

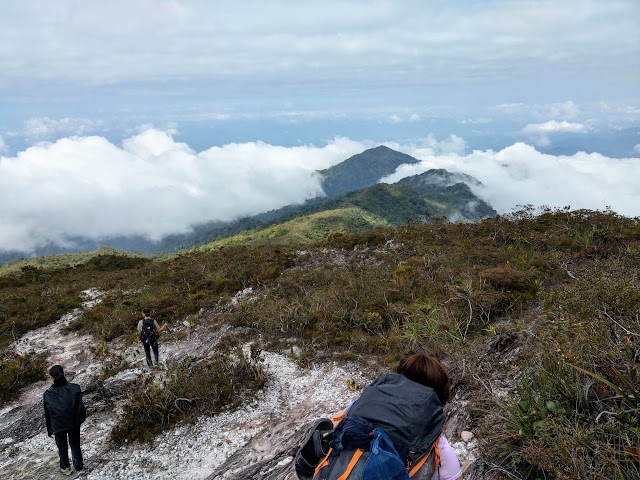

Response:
(0, 289), (480, 480)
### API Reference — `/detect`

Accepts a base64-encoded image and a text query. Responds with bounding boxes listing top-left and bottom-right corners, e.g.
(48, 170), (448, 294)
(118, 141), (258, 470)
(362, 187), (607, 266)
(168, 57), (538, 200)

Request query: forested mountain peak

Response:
(318, 145), (421, 197)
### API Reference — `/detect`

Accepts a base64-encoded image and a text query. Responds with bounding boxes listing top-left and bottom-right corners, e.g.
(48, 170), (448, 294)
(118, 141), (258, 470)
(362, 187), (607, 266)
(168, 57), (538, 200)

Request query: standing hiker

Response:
(43, 365), (86, 476)
(295, 351), (463, 480)
(137, 307), (168, 367)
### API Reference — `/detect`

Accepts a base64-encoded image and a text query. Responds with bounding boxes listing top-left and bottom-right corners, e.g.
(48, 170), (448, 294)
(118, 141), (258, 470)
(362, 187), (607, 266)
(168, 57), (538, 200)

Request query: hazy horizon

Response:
(1, 0), (638, 254)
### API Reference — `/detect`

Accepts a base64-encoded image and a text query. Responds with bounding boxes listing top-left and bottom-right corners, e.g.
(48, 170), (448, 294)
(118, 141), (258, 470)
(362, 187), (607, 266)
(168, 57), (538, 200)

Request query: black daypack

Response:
(295, 418), (334, 480)
(139, 317), (159, 344)
(309, 373), (446, 480)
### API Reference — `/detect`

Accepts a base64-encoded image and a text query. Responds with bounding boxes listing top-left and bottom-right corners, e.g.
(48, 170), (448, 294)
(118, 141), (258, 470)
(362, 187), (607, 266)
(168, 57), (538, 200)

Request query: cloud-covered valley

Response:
(1, 130), (639, 253)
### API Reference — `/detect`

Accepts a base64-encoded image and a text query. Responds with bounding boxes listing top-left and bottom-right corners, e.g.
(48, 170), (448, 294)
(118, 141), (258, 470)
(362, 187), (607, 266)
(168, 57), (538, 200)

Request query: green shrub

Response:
(488, 346), (640, 478)
(0, 351), (47, 405)
(480, 265), (533, 292)
(110, 351), (266, 445)
(83, 255), (150, 271)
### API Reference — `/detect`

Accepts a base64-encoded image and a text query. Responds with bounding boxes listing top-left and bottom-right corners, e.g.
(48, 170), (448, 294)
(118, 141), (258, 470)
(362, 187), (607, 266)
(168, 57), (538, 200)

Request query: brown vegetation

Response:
(0, 207), (638, 478)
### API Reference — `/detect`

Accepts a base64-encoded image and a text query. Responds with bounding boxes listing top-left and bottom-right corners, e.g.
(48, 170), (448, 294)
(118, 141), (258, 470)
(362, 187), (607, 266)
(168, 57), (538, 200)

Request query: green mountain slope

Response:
(0, 247), (148, 277)
(170, 174), (495, 252)
(195, 207), (392, 249)
(195, 182), (491, 250)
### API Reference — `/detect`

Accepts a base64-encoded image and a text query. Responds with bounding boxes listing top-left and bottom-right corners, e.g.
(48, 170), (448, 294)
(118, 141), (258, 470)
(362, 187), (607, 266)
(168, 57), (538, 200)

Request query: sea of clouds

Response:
(1, 129), (638, 253)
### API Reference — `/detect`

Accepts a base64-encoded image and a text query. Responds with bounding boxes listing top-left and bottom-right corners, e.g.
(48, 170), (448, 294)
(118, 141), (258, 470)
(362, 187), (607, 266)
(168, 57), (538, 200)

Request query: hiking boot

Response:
(60, 467), (73, 475)
(75, 468), (86, 476)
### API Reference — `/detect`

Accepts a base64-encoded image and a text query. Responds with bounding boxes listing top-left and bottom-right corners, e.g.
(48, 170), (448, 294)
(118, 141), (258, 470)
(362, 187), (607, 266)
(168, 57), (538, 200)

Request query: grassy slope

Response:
(194, 207), (392, 250)
(1, 209), (638, 478)
(0, 247), (148, 277)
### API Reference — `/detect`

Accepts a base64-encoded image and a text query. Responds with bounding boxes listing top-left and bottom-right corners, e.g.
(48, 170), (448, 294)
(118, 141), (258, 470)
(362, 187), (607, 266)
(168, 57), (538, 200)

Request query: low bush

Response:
(0, 351), (47, 405)
(488, 356), (640, 479)
(482, 239), (640, 479)
(82, 254), (150, 271)
(110, 350), (266, 445)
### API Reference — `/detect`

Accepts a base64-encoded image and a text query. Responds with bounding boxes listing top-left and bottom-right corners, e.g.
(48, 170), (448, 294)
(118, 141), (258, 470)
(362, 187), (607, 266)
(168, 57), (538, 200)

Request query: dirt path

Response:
(0, 291), (479, 480)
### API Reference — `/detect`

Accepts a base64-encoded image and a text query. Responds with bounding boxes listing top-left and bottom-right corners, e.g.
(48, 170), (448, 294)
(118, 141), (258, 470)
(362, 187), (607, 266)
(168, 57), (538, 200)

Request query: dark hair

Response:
(49, 365), (68, 386)
(142, 308), (151, 315)
(396, 351), (452, 405)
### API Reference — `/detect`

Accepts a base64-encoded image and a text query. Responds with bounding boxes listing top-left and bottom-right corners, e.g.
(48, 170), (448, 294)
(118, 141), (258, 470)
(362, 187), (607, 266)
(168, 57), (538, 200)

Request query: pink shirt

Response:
(432, 435), (462, 480)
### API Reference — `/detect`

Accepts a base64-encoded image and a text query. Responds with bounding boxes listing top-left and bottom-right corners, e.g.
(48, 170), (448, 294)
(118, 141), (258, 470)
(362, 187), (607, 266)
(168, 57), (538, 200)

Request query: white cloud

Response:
(634, 144), (640, 154)
(0, 134), (7, 154)
(521, 120), (588, 146)
(0, 130), (364, 252)
(492, 101), (584, 120)
(383, 142), (640, 218)
(2, 131), (639, 254)
(14, 117), (105, 140)
(181, 112), (232, 121)
(492, 103), (527, 114)
(522, 121), (588, 134)
(386, 114), (421, 124)
(548, 100), (580, 119)
(461, 118), (491, 125)
(0, 1), (637, 141)
(0, 1), (637, 92)
(382, 135), (467, 158)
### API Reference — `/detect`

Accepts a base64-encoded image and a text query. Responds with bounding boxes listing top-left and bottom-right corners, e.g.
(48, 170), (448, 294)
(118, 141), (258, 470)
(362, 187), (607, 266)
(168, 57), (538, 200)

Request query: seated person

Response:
(325, 351), (463, 480)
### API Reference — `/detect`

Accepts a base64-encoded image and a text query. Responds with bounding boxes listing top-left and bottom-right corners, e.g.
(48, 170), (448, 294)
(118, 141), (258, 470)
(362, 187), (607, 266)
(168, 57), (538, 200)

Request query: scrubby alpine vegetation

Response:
(1, 207), (639, 479)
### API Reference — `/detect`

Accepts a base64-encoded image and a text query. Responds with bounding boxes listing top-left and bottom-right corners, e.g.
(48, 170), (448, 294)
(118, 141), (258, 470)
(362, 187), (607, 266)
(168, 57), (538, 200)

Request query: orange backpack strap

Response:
(408, 446), (433, 476)
(313, 447), (333, 478)
(434, 442), (441, 474)
(408, 433), (443, 477)
(331, 409), (347, 427)
(337, 449), (364, 480)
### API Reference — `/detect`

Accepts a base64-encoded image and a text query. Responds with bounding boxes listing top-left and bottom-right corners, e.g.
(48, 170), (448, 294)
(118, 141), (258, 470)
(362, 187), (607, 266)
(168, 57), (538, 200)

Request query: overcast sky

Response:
(0, 0), (639, 253)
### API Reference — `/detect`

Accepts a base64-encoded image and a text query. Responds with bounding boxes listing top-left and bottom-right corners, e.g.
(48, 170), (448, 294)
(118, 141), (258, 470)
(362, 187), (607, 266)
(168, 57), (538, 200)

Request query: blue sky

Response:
(0, 0), (639, 253)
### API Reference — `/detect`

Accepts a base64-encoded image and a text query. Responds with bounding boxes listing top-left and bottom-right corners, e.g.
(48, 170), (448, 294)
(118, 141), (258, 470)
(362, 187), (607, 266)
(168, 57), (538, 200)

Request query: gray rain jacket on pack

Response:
(43, 382), (86, 434)
(347, 373), (445, 454)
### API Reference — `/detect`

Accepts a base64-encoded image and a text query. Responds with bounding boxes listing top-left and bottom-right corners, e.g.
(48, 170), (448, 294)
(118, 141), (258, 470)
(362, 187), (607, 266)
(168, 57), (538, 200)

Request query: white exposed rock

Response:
(461, 430), (475, 442)
(230, 287), (254, 305)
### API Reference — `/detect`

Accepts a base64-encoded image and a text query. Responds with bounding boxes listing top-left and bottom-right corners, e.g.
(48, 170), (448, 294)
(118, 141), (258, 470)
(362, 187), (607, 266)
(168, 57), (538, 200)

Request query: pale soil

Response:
(0, 289), (479, 480)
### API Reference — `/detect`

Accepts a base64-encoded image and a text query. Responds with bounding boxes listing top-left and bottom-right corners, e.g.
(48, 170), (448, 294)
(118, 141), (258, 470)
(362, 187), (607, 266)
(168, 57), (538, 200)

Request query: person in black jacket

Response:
(43, 365), (86, 476)
(137, 307), (168, 367)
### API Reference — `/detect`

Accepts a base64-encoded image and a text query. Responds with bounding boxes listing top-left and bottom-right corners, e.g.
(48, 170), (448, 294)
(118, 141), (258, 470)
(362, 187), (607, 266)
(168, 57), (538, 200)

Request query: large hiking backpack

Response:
(139, 317), (159, 344)
(310, 373), (446, 480)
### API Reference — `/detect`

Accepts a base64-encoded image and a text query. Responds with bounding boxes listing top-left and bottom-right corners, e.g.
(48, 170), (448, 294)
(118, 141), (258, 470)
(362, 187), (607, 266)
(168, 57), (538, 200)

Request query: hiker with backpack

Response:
(295, 351), (463, 480)
(43, 365), (87, 476)
(137, 308), (168, 367)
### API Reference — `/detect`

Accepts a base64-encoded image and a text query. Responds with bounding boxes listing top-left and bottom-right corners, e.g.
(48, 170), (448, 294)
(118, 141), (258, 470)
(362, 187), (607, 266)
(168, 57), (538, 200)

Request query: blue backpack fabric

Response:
(331, 415), (375, 451)
(362, 428), (411, 480)
(312, 416), (410, 480)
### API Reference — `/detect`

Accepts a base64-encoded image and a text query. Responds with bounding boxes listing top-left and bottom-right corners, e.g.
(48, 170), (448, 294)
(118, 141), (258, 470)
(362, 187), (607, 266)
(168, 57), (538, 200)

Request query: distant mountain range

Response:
(0, 146), (496, 264)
